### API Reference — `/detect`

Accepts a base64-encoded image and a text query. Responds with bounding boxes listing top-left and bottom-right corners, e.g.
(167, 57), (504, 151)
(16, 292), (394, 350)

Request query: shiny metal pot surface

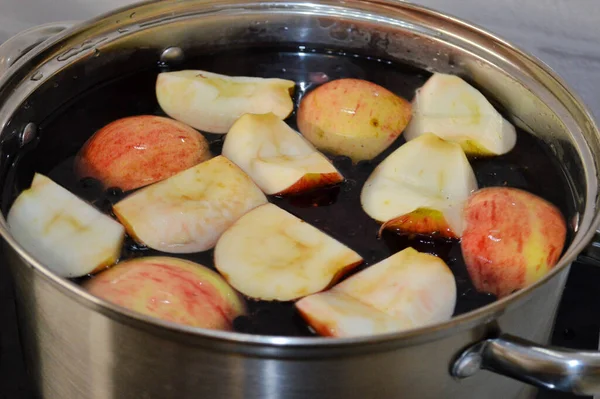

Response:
(1, 1), (600, 398)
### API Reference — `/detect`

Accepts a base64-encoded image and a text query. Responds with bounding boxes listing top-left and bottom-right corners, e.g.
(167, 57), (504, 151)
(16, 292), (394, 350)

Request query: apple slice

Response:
(74, 115), (211, 191)
(7, 173), (125, 278)
(294, 290), (407, 337)
(214, 203), (363, 301)
(360, 133), (478, 238)
(297, 78), (412, 163)
(113, 155), (268, 253)
(222, 113), (343, 195)
(156, 70), (295, 134)
(296, 247), (457, 337)
(404, 73), (517, 156)
(84, 257), (246, 330)
(462, 187), (567, 298)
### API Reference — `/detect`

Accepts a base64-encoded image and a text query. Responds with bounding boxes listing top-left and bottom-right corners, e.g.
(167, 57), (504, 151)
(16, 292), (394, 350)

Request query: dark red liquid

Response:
(20, 48), (574, 337)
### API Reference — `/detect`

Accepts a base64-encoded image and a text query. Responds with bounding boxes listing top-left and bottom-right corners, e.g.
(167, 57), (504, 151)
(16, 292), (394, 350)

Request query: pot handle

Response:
(0, 21), (77, 76)
(452, 333), (600, 395)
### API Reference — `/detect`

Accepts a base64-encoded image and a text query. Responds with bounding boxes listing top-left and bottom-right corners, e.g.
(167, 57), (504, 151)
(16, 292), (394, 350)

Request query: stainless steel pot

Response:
(1, 1), (600, 398)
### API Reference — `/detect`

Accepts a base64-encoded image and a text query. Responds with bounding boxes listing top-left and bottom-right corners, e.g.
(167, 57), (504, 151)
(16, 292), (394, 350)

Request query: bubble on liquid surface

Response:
(160, 47), (185, 66)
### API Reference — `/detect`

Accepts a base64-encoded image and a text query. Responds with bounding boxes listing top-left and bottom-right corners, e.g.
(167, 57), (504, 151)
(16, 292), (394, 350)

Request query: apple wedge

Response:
(214, 203), (363, 301)
(360, 133), (478, 238)
(74, 115), (211, 191)
(113, 155), (268, 253)
(404, 73), (517, 156)
(295, 290), (407, 337)
(7, 173), (125, 278)
(297, 78), (412, 163)
(462, 187), (567, 298)
(296, 247), (457, 337)
(156, 70), (295, 133)
(222, 113), (344, 195)
(85, 257), (246, 330)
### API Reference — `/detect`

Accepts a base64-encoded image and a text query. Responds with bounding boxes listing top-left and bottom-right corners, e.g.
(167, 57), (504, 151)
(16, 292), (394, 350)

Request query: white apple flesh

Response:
(156, 70), (295, 133)
(222, 113), (344, 195)
(214, 203), (363, 301)
(294, 290), (406, 337)
(404, 73), (517, 156)
(296, 247), (457, 337)
(360, 133), (478, 237)
(113, 155), (268, 253)
(7, 173), (125, 278)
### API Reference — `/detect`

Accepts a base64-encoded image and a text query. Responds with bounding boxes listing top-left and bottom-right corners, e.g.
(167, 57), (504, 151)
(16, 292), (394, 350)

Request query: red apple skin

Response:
(74, 115), (211, 191)
(297, 78), (412, 162)
(277, 172), (344, 196)
(84, 257), (245, 330)
(380, 208), (457, 239)
(461, 187), (567, 298)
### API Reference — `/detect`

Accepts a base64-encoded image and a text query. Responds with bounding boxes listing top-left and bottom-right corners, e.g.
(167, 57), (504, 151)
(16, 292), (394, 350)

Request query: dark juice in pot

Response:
(30, 48), (574, 337)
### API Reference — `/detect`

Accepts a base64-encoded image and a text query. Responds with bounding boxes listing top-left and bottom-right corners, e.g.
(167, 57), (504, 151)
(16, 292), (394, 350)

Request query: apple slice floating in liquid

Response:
(156, 70), (295, 133)
(360, 133), (478, 238)
(461, 187), (567, 298)
(297, 78), (412, 163)
(84, 257), (246, 330)
(222, 113), (344, 195)
(404, 73), (517, 156)
(296, 247), (457, 337)
(7, 173), (125, 278)
(74, 115), (211, 192)
(295, 290), (407, 337)
(113, 155), (268, 253)
(214, 203), (363, 301)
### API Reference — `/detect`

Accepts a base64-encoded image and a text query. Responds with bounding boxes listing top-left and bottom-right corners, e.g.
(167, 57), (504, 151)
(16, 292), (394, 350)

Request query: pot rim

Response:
(1, 0), (599, 350)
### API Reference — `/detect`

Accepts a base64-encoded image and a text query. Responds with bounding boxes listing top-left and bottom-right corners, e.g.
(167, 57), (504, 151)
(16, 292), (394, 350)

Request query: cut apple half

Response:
(7, 173), (125, 278)
(113, 155), (268, 253)
(222, 113), (344, 195)
(156, 70), (295, 133)
(360, 133), (478, 238)
(404, 73), (517, 156)
(85, 257), (246, 330)
(462, 187), (567, 298)
(74, 115), (212, 192)
(296, 78), (412, 163)
(296, 247), (457, 337)
(214, 203), (363, 301)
